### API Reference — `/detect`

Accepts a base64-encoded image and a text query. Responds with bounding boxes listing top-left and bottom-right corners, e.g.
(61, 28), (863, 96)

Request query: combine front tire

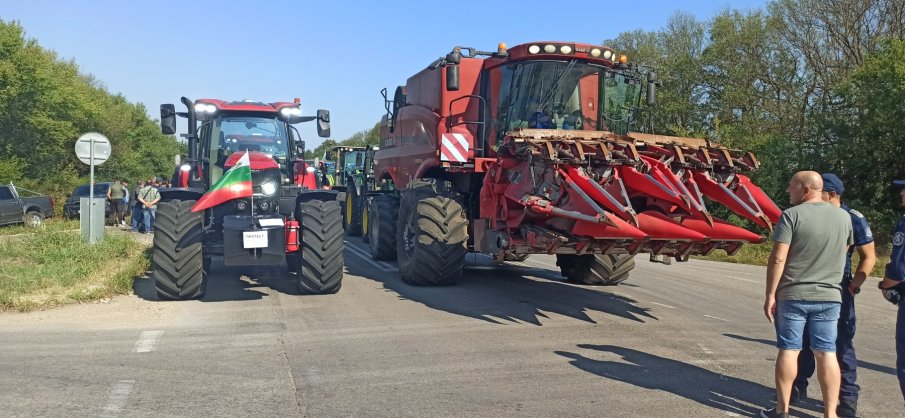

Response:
(153, 200), (206, 300)
(557, 254), (635, 286)
(397, 180), (467, 286)
(295, 200), (344, 294)
(368, 194), (398, 261)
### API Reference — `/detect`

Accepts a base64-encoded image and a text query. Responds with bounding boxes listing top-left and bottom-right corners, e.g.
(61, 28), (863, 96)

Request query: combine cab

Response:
(368, 42), (780, 286)
(155, 98), (344, 300)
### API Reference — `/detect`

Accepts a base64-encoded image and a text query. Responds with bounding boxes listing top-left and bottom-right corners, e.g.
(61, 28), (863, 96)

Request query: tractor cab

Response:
(322, 146), (366, 190)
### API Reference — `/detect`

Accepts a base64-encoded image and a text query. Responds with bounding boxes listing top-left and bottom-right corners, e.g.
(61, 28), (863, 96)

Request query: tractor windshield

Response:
(208, 116), (290, 182)
(495, 60), (642, 135)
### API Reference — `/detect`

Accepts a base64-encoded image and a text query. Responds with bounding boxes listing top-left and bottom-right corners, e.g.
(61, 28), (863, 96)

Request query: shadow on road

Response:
(556, 344), (793, 417)
(345, 251), (657, 325)
(724, 333), (899, 376)
(133, 258), (300, 302)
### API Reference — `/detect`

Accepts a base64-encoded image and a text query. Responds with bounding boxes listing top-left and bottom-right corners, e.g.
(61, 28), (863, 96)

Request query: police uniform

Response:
(795, 204), (874, 403)
(884, 211), (905, 399)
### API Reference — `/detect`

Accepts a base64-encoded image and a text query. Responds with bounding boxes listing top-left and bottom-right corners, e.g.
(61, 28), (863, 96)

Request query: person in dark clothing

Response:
(130, 180), (145, 232)
(881, 179), (905, 402)
(793, 173), (876, 417)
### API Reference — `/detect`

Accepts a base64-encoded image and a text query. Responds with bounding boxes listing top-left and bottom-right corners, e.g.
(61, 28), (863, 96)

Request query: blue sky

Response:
(1, 0), (766, 149)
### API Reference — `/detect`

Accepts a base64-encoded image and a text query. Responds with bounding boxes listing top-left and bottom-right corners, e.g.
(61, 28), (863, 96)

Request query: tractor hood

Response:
(224, 151), (280, 170)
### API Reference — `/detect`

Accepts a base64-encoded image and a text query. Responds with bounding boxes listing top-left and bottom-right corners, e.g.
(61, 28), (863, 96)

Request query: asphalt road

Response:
(0, 240), (902, 417)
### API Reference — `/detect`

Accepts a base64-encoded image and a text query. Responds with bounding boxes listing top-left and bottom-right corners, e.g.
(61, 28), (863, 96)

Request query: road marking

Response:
(863, 347), (895, 356)
(132, 330), (163, 353)
(100, 380), (135, 417)
(723, 276), (760, 284)
(697, 343), (714, 355)
(345, 242), (397, 272)
(703, 314), (733, 322)
(650, 302), (676, 309)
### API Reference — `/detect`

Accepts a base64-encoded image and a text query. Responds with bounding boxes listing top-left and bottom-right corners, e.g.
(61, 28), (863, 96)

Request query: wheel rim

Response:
(27, 214), (40, 227)
(345, 193), (353, 224)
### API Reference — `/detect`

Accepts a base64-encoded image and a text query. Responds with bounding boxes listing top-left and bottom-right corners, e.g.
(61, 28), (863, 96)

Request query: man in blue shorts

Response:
(880, 179), (905, 402)
(793, 173), (876, 417)
(761, 171), (853, 418)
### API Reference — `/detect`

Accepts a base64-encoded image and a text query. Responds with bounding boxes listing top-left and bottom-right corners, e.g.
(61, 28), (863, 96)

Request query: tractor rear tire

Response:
(153, 200), (207, 300)
(296, 200), (344, 294)
(368, 194), (398, 261)
(557, 254), (635, 286)
(397, 179), (467, 286)
(344, 185), (362, 236)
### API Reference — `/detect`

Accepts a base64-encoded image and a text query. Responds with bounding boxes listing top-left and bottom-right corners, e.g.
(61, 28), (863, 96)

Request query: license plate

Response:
(243, 231), (268, 249)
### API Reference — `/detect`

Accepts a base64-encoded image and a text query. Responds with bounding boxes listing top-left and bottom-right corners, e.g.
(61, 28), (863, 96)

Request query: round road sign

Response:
(74, 132), (111, 165)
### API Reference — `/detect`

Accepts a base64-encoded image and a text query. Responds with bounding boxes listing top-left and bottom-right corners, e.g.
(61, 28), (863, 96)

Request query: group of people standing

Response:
(106, 178), (164, 234)
(761, 171), (905, 418)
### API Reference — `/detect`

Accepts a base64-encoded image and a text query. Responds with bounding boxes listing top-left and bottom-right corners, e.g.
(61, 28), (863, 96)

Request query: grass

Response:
(0, 228), (149, 312)
(0, 218), (80, 236)
(695, 241), (891, 278)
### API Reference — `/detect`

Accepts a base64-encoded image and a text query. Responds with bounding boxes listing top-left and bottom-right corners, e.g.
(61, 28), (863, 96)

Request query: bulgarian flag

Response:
(192, 151), (253, 212)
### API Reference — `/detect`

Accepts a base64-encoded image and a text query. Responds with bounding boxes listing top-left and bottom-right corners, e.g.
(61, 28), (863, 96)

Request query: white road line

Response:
(100, 380), (135, 417)
(345, 242), (397, 272)
(650, 302), (677, 309)
(703, 314), (733, 322)
(132, 330), (164, 353)
(722, 276), (760, 284)
(862, 347), (895, 356)
(697, 343), (714, 355)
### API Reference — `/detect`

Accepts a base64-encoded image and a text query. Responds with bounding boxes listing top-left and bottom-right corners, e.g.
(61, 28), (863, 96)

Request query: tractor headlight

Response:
(280, 107), (302, 117)
(260, 180), (278, 196)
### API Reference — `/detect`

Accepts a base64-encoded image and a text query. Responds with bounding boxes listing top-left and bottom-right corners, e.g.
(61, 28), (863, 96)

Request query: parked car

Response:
(0, 184), (55, 227)
(63, 182), (113, 220)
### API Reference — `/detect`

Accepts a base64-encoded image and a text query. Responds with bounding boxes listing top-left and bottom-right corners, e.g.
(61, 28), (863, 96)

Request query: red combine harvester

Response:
(155, 98), (343, 300)
(368, 42), (780, 286)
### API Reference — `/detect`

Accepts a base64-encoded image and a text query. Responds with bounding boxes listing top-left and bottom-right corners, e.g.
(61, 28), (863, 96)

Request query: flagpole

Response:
(247, 150), (254, 218)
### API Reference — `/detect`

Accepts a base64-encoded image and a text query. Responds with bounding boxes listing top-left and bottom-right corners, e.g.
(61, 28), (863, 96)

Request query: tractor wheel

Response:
(23, 211), (43, 228)
(153, 200), (206, 300)
(344, 185), (362, 236)
(397, 179), (467, 286)
(557, 254), (635, 286)
(361, 197), (371, 244)
(368, 194), (398, 261)
(295, 200), (344, 294)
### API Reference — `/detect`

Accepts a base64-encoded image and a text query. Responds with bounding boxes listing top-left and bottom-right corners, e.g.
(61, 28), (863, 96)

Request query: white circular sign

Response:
(74, 132), (111, 165)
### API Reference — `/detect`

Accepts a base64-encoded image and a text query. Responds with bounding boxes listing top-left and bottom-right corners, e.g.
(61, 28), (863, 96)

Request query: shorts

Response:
(775, 300), (841, 352)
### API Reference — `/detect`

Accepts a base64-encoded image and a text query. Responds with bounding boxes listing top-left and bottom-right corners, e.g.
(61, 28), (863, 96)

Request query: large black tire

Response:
(344, 184), (362, 236)
(397, 180), (467, 286)
(557, 254), (635, 285)
(295, 200), (344, 294)
(368, 194), (398, 261)
(153, 200), (206, 300)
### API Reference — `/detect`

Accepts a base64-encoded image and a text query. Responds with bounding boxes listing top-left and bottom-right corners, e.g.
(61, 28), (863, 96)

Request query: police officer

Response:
(881, 179), (905, 401)
(792, 173), (876, 417)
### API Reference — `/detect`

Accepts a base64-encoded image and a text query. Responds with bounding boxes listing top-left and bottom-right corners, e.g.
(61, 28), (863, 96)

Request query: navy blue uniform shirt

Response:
(843, 204), (874, 276)
(885, 213), (905, 282)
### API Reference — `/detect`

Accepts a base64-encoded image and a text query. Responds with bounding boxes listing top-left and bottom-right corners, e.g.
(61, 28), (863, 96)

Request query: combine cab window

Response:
(494, 60), (642, 136)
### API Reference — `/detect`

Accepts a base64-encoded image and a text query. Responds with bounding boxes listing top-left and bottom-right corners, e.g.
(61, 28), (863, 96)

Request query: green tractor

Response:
(322, 146), (367, 235)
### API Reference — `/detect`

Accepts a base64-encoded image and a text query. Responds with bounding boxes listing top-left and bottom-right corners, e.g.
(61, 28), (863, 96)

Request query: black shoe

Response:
(837, 399), (857, 417)
(790, 385), (806, 404)
(760, 407), (790, 418)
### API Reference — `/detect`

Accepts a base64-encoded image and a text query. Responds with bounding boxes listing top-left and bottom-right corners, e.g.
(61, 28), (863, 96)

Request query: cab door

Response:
(0, 186), (20, 224)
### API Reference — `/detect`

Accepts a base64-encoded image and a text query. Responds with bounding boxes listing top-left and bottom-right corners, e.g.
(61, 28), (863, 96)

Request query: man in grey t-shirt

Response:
(760, 171), (853, 418)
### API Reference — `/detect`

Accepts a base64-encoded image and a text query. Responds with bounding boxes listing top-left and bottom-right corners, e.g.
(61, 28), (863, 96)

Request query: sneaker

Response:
(759, 407), (790, 418)
(837, 399), (857, 417)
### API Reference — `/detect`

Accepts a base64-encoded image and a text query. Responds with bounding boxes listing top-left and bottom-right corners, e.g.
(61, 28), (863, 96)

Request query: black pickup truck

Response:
(63, 182), (113, 220)
(0, 184), (55, 227)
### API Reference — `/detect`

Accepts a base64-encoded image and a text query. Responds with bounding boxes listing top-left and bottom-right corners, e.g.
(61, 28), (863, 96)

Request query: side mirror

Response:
(646, 72), (657, 106)
(317, 109), (331, 138)
(446, 65), (460, 91)
(160, 104), (177, 135)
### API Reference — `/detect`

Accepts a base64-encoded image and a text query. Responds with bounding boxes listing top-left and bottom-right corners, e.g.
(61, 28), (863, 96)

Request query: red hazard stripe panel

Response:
(440, 133), (469, 162)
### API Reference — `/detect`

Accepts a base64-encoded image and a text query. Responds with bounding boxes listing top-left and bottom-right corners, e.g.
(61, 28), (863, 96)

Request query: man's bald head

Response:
(786, 171), (824, 206)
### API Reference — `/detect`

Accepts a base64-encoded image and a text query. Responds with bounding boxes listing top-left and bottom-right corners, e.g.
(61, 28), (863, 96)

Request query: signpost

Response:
(74, 132), (111, 244)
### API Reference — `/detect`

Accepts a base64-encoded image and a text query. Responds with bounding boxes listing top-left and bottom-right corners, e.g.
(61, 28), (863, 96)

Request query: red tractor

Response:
(156, 98), (343, 300)
(368, 42), (781, 286)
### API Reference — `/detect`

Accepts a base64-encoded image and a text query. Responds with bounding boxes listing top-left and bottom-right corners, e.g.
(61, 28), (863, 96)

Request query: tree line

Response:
(0, 20), (184, 201)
